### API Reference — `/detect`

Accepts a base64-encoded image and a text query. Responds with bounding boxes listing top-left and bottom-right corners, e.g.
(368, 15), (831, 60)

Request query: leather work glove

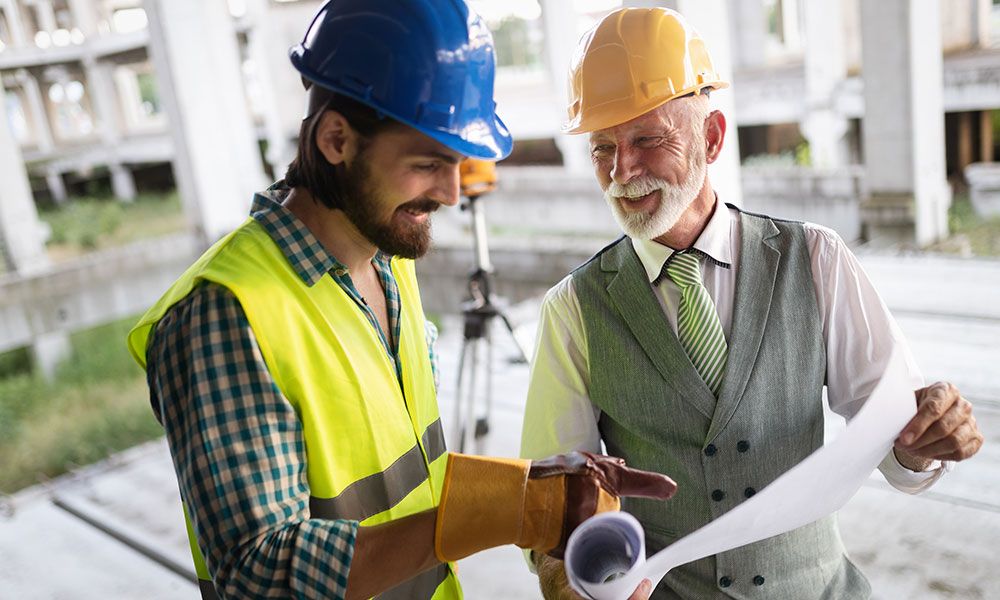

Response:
(434, 451), (677, 562)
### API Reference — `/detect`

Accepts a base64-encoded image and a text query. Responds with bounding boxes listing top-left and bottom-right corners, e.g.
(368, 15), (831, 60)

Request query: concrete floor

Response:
(2, 251), (998, 599)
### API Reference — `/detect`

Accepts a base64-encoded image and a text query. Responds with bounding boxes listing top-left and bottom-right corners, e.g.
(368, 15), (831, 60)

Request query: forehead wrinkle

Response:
(592, 108), (686, 145)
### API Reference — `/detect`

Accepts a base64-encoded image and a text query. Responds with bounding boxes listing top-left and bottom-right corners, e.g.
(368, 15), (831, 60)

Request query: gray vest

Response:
(573, 208), (870, 600)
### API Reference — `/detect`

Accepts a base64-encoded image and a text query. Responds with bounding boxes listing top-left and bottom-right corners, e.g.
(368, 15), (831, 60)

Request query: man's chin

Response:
(376, 223), (432, 258)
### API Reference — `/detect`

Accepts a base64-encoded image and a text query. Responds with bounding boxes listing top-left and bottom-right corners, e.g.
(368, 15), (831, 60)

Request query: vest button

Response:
(711, 489), (725, 502)
(704, 444), (717, 457)
(719, 576), (733, 588)
(737, 440), (750, 453)
(744, 487), (757, 498)
(753, 575), (765, 586)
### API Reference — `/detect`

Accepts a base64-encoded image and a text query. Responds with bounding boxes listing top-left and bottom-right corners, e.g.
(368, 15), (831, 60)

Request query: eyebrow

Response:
(411, 150), (462, 164)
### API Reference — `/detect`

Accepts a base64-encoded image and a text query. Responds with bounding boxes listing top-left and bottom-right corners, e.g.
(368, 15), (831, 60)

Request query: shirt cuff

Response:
(878, 450), (953, 494)
(523, 549), (538, 574)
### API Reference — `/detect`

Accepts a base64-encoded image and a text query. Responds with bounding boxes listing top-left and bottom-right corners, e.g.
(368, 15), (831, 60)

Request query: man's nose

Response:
(435, 165), (461, 207)
(610, 146), (642, 186)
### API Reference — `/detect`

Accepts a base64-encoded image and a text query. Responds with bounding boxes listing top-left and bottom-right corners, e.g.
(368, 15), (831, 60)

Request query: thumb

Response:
(602, 462), (677, 500)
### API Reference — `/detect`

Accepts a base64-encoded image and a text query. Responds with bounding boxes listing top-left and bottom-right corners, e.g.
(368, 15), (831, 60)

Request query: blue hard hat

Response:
(289, 0), (513, 160)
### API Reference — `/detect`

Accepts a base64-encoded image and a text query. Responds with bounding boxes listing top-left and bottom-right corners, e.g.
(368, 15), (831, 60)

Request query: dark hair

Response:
(283, 87), (401, 210)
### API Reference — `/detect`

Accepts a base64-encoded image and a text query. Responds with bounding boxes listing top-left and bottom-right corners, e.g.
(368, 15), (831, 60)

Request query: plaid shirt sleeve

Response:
(425, 318), (440, 390)
(146, 282), (358, 599)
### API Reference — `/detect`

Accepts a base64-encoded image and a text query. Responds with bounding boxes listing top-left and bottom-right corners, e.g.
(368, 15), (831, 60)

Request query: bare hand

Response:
(535, 552), (654, 599)
(895, 382), (983, 466)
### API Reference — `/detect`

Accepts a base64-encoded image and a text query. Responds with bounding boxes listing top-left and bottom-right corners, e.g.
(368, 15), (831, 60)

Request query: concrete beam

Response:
(144, 0), (268, 243)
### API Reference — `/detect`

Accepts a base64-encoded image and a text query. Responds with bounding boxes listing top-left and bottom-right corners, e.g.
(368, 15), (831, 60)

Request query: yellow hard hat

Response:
(564, 7), (729, 134)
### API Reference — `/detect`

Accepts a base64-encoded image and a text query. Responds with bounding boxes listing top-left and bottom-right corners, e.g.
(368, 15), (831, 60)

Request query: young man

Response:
(128, 2), (675, 599)
(521, 7), (984, 599)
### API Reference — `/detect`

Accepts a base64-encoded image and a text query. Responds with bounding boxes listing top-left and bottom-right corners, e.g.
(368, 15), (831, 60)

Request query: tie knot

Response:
(665, 252), (703, 288)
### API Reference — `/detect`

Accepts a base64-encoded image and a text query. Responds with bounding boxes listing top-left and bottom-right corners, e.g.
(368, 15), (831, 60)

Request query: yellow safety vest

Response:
(128, 218), (460, 599)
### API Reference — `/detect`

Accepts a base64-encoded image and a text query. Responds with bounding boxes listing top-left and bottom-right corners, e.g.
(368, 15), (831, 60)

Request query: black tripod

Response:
(450, 192), (530, 454)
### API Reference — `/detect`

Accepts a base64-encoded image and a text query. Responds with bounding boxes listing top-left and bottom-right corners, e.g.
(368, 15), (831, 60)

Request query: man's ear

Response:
(315, 110), (361, 167)
(704, 110), (726, 164)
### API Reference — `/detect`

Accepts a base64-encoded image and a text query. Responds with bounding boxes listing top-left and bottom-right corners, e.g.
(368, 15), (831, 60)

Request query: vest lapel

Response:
(603, 239), (717, 420)
(706, 212), (781, 443)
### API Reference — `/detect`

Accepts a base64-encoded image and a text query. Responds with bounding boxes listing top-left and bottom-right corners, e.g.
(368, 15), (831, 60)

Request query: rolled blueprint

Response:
(564, 347), (916, 600)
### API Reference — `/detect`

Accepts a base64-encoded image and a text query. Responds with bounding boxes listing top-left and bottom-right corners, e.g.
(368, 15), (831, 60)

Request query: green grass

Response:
(0, 316), (162, 493)
(39, 191), (186, 261)
(945, 194), (1000, 256)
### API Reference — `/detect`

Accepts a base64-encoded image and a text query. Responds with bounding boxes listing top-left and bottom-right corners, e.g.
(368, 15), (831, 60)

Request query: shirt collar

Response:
(250, 182), (347, 287)
(631, 200), (733, 283)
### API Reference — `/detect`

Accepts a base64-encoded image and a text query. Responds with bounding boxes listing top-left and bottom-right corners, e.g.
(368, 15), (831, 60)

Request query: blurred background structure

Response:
(0, 1), (998, 598)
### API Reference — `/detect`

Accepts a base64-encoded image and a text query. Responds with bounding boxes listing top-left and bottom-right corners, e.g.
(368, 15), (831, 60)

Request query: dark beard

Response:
(338, 154), (436, 259)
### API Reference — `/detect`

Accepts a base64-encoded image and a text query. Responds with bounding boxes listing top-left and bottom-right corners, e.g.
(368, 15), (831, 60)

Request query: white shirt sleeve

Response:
(805, 223), (949, 493)
(519, 275), (603, 461)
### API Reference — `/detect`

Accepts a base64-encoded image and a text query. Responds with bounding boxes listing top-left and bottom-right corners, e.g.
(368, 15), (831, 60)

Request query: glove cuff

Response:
(434, 453), (530, 562)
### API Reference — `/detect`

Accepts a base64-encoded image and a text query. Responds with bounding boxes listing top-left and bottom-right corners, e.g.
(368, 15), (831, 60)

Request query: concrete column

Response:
(0, 77), (49, 275)
(110, 162), (137, 201)
(800, 0), (851, 168)
(15, 69), (55, 153)
(242, 0), (298, 179)
(82, 57), (136, 201)
(2, 0), (28, 47)
(66, 0), (98, 37)
(673, 0), (743, 206)
(971, 0), (990, 48)
(981, 110), (994, 163)
(0, 70), (69, 376)
(31, 330), (71, 380)
(860, 0), (951, 247)
(727, 0), (767, 70)
(957, 111), (974, 174)
(541, 0), (590, 173)
(144, 0), (268, 243)
(46, 169), (67, 204)
(35, 0), (57, 33)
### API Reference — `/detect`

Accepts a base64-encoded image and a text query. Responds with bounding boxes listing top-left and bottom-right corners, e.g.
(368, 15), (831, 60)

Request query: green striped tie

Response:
(665, 252), (728, 396)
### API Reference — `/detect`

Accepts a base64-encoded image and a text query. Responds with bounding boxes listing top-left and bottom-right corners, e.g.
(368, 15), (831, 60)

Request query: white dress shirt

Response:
(520, 204), (947, 494)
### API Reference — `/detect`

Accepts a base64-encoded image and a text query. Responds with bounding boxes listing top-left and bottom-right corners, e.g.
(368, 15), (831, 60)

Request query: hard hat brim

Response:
(562, 82), (729, 135)
(291, 49), (513, 160)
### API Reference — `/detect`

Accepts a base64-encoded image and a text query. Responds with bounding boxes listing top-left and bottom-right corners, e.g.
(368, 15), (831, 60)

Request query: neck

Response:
(284, 187), (377, 273)
(653, 181), (717, 250)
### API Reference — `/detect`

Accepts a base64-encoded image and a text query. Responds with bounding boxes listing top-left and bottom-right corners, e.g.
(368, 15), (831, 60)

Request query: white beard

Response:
(603, 150), (707, 240)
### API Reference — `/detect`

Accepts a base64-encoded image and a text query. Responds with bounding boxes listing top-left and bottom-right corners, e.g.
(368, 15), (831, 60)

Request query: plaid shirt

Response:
(145, 185), (439, 599)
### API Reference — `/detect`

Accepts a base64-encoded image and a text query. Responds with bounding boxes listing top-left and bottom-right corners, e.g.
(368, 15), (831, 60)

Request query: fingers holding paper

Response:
(895, 382), (984, 465)
(534, 551), (654, 600)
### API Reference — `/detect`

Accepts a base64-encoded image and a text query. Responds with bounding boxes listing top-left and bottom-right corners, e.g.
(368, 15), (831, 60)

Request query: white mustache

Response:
(606, 176), (672, 199)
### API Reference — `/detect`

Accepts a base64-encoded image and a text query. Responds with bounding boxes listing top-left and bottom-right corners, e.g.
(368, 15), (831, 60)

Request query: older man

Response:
(521, 7), (983, 600)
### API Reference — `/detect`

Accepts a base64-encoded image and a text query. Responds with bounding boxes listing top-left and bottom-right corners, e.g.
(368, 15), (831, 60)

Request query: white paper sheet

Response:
(564, 347), (917, 600)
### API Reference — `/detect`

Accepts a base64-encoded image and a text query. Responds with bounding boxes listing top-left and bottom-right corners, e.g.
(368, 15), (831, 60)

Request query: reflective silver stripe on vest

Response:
(376, 563), (450, 600)
(310, 419), (447, 521)
(198, 578), (219, 600)
(421, 417), (447, 463)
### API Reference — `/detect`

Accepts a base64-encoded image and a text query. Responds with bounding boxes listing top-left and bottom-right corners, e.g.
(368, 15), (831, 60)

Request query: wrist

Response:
(893, 447), (934, 472)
